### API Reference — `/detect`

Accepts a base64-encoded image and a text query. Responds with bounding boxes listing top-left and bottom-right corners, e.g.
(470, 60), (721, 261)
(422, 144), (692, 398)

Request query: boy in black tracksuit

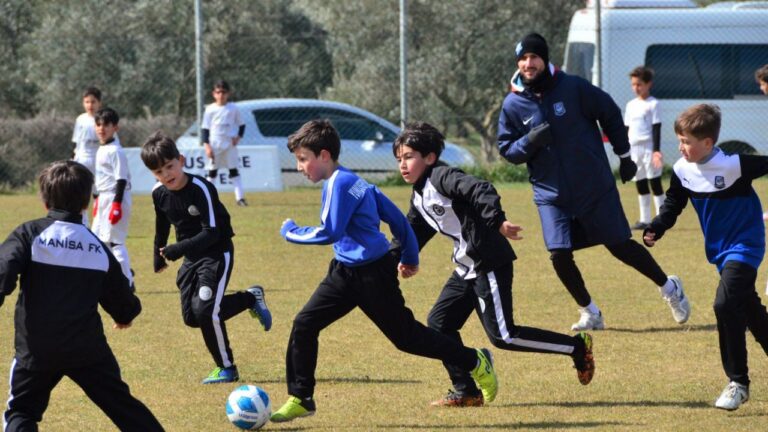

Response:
(0, 160), (163, 431)
(140, 132), (272, 384)
(393, 123), (595, 407)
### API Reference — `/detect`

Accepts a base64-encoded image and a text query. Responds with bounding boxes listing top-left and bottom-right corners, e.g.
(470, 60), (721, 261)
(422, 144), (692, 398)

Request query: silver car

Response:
(176, 98), (475, 181)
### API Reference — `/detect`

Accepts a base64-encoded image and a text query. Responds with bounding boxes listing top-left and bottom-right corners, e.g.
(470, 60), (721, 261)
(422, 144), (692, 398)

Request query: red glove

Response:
(108, 202), (122, 225)
(92, 196), (98, 218)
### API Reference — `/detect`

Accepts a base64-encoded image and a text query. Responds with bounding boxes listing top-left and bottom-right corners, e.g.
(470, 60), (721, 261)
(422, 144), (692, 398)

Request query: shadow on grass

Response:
(728, 411), (768, 418)
(256, 376), (421, 385)
(606, 324), (716, 333)
(135, 290), (178, 295)
(375, 420), (631, 429)
(503, 400), (710, 409)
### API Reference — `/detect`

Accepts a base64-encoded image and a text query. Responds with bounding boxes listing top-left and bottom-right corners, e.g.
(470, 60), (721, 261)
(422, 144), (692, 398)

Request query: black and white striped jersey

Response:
(0, 209), (140, 370)
(152, 173), (234, 263)
(407, 162), (516, 279)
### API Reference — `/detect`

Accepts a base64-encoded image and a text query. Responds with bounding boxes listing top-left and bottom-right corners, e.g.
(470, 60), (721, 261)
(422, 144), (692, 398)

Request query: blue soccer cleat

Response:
(247, 285), (272, 331)
(202, 365), (239, 384)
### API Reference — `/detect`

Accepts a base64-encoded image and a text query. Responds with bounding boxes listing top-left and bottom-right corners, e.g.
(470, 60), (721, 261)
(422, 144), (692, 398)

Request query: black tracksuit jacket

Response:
(407, 162), (516, 279)
(0, 209), (141, 370)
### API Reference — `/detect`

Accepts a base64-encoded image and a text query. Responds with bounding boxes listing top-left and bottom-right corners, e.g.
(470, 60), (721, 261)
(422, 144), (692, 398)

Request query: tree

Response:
(16, 0), (332, 118)
(203, 0), (332, 102)
(296, 0), (582, 163)
(0, 0), (41, 116)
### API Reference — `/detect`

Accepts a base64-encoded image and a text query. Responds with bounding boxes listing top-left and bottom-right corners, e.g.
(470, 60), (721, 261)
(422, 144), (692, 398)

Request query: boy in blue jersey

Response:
(271, 120), (498, 423)
(394, 123), (594, 407)
(643, 104), (768, 411)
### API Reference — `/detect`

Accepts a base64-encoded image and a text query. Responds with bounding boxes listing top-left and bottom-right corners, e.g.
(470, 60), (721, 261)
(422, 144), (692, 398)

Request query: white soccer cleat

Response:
(715, 381), (749, 410)
(662, 275), (690, 324)
(571, 308), (605, 331)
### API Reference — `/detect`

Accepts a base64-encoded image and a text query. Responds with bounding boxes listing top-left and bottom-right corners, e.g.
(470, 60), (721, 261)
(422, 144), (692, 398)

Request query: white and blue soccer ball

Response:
(226, 385), (271, 430)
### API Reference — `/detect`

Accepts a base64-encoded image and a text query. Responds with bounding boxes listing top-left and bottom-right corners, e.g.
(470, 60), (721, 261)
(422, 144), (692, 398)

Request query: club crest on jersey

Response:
(188, 205), (200, 216)
(553, 102), (566, 116)
(714, 175), (725, 189)
(431, 204), (445, 216)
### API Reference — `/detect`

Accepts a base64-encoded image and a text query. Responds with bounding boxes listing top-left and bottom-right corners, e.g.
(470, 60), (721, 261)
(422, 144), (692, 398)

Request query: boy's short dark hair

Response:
(287, 119), (341, 161)
(141, 131), (181, 170)
(39, 160), (93, 213)
(392, 122), (445, 160)
(213, 80), (231, 92)
(94, 107), (119, 125)
(755, 64), (768, 84)
(83, 86), (102, 101)
(674, 104), (721, 142)
(629, 66), (654, 83)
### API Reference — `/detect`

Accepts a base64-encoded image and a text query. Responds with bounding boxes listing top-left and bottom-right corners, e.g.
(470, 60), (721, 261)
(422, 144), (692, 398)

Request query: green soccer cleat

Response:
(270, 396), (316, 423)
(201, 366), (239, 384)
(574, 332), (595, 385)
(469, 348), (498, 403)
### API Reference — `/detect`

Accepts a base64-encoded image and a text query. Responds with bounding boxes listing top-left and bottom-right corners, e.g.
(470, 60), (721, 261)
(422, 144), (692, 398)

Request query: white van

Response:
(563, 0), (768, 164)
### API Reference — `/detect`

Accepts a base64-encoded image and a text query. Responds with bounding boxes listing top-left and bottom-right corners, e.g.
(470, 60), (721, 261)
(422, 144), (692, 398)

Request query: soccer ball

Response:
(226, 385), (271, 430)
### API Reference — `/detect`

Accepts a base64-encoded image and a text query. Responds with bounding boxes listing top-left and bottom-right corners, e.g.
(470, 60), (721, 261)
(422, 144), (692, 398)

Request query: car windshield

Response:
(253, 106), (396, 141)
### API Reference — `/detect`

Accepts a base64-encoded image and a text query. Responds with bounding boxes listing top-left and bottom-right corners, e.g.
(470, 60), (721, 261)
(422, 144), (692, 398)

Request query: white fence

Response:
(125, 145), (283, 194)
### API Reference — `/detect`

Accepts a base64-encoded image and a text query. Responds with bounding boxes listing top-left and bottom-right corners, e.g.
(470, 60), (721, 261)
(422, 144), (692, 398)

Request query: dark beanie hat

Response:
(515, 33), (549, 64)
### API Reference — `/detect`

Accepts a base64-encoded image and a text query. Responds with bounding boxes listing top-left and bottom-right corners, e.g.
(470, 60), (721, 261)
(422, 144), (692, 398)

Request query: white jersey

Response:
(94, 136), (131, 194)
(202, 102), (243, 151)
(71, 113), (100, 162)
(624, 96), (661, 146)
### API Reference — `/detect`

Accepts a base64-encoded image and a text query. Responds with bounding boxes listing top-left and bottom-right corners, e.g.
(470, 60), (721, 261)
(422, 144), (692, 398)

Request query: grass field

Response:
(2, 180), (768, 431)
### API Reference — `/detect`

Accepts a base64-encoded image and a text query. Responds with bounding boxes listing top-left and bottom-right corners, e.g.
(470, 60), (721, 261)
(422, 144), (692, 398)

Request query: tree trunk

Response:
(479, 133), (497, 164)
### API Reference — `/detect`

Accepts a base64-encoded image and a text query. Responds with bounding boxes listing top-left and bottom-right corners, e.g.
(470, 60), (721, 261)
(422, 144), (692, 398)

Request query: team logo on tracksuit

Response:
(714, 176), (725, 189)
(188, 205), (200, 216)
(553, 102), (566, 116)
(431, 204), (445, 216)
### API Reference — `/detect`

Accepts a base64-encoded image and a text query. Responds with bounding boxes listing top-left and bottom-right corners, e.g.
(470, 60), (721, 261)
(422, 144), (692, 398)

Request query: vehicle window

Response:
(564, 42), (595, 82)
(735, 45), (768, 95)
(646, 44), (768, 99)
(252, 107), (323, 137)
(318, 108), (397, 141)
(252, 106), (396, 141)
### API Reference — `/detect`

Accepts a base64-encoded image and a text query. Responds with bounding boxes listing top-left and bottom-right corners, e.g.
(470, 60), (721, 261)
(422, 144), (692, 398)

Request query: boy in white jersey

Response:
(72, 86), (102, 222)
(624, 66), (663, 230)
(202, 80), (247, 206)
(92, 107), (134, 291)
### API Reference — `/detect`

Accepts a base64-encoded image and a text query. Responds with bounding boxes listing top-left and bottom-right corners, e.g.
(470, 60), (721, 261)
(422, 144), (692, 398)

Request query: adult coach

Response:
(496, 33), (690, 330)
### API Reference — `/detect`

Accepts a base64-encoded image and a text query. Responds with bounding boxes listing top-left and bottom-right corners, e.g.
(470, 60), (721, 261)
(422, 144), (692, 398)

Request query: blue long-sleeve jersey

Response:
(280, 166), (419, 267)
(649, 149), (768, 271)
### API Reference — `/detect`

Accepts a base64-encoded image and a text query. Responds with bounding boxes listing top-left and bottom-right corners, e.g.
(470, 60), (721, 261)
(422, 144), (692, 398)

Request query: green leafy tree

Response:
(0, 0), (41, 116)
(18, 0), (331, 118)
(296, 0), (582, 163)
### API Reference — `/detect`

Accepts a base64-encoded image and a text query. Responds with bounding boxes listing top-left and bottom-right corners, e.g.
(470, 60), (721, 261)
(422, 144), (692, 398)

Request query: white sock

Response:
(638, 194), (651, 223)
(111, 243), (134, 286)
(585, 301), (600, 315)
(660, 278), (675, 297)
(232, 176), (244, 201)
(653, 194), (665, 216)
